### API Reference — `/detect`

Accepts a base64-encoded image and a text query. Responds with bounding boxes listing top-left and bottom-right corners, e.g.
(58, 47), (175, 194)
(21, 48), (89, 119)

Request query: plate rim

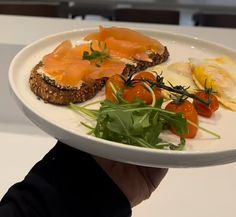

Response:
(8, 26), (236, 167)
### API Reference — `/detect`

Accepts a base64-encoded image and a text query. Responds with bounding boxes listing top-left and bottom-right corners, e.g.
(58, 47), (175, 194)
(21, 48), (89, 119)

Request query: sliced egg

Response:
(190, 56), (236, 111)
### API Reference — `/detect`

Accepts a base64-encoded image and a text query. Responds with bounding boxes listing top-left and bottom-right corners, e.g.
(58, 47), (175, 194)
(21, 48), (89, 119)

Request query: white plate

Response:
(8, 27), (236, 168)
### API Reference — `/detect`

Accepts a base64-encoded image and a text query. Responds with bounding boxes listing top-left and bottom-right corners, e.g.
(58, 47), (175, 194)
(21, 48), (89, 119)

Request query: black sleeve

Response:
(0, 141), (131, 217)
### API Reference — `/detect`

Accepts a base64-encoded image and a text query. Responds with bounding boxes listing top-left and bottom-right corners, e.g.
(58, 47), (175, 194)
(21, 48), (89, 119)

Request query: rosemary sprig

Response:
(130, 74), (211, 106)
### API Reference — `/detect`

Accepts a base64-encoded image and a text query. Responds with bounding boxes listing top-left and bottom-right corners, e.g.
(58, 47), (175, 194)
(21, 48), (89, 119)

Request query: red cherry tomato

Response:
(165, 100), (199, 138)
(153, 87), (163, 101)
(122, 84), (151, 104)
(122, 84), (162, 104)
(193, 91), (219, 118)
(133, 71), (156, 83)
(105, 74), (125, 103)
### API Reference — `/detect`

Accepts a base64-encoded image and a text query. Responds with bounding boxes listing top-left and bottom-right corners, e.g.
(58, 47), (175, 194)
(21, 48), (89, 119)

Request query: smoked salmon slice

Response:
(84, 26), (165, 60)
(30, 26), (169, 105)
(42, 26), (166, 88)
(42, 40), (125, 87)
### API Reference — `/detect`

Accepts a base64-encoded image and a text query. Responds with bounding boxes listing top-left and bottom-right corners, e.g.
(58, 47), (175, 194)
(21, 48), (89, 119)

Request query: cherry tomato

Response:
(153, 88), (163, 101)
(193, 91), (219, 118)
(122, 84), (162, 104)
(105, 74), (125, 103)
(133, 71), (156, 83)
(165, 100), (199, 138)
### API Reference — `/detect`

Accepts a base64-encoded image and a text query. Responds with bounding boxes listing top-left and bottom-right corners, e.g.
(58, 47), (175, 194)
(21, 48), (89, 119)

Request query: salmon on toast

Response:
(29, 26), (169, 105)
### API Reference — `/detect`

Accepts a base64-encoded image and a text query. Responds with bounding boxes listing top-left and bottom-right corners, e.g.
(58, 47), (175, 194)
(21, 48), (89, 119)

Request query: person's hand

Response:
(94, 157), (168, 207)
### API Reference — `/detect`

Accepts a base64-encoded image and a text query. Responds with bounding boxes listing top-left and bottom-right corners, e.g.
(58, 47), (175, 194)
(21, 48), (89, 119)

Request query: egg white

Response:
(190, 56), (236, 111)
(152, 62), (197, 99)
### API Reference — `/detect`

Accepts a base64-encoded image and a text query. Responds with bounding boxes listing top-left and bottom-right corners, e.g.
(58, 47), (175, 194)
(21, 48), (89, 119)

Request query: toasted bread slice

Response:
(29, 62), (107, 105)
(29, 47), (169, 105)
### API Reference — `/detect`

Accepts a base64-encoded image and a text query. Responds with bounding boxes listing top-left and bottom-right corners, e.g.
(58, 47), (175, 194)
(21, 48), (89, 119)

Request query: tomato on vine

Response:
(122, 83), (162, 104)
(193, 88), (219, 118)
(105, 74), (125, 103)
(165, 98), (199, 138)
(133, 71), (156, 83)
(121, 71), (162, 104)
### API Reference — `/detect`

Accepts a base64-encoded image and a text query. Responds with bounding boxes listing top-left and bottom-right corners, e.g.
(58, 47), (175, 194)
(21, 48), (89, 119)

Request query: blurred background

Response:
(1, 2), (236, 217)
(0, 0), (236, 28)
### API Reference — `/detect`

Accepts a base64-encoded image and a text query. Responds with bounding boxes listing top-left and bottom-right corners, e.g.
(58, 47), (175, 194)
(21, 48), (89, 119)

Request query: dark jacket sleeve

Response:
(0, 141), (131, 217)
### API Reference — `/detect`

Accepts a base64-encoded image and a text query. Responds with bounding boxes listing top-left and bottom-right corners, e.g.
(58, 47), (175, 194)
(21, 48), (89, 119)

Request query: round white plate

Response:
(9, 27), (236, 168)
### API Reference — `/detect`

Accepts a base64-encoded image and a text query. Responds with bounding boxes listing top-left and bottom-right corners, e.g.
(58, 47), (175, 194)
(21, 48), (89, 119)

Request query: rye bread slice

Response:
(29, 47), (169, 105)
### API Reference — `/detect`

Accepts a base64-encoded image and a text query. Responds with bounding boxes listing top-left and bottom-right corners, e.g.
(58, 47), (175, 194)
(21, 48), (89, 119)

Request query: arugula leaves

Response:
(70, 98), (188, 151)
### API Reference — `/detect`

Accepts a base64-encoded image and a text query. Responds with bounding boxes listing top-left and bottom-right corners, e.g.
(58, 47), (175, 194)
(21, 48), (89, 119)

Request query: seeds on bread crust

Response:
(29, 62), (107, 105)
(122, 47), (169, 76)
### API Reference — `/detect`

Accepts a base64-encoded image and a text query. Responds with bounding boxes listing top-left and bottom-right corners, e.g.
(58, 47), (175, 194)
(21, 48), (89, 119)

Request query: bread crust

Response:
(29, 62), (107, 105)
(29, 47), (169, 105)
(122, 47), (169, 76)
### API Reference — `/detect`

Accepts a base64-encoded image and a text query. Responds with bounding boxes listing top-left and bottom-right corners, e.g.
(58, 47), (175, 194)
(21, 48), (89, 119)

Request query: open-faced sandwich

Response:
(29, 26), (169, 105)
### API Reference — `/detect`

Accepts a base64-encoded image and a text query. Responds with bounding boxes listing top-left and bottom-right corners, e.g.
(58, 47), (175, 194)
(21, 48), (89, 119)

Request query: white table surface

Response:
(1, 15), (236, 217)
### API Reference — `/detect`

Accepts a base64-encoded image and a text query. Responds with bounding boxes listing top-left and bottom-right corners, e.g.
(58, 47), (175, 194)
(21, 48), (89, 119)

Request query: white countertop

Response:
(1, 15), (236, 217)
